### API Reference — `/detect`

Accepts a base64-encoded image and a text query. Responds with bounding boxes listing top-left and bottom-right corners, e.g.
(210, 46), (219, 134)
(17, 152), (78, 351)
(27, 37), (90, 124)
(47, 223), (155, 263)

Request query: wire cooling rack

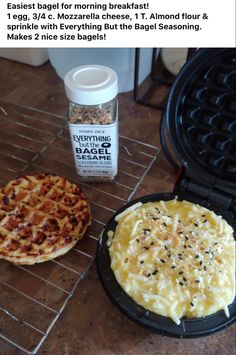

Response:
(0, 100), (160, 354)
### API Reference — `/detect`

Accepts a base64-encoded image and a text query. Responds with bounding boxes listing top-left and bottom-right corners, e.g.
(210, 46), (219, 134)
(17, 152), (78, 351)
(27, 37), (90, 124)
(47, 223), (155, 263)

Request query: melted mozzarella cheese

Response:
(107, 199), (235, 325)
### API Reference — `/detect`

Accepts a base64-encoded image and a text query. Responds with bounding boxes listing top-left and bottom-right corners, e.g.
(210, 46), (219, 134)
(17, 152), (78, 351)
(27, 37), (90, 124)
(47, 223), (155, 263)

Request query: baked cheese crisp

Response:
(0, 174), (91, 265)
(107, 199), (235, 325)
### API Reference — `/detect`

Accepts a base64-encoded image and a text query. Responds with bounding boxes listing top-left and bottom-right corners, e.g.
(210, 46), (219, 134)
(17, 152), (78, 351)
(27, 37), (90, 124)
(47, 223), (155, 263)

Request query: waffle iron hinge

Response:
(177, 177), (234, 210)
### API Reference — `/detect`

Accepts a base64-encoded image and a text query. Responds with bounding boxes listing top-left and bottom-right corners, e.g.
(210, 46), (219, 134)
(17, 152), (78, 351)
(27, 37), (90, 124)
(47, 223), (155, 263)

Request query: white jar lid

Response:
(64, 65), (118, 105)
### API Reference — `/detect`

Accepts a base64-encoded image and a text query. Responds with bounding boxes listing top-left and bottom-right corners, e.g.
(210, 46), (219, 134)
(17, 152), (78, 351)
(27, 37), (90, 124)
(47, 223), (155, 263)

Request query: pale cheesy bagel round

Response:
(107, 199), (235, 325)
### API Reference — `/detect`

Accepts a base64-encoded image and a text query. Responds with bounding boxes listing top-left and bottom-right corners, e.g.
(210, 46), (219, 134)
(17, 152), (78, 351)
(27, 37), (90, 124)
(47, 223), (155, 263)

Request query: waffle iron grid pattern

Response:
(0, 100), (160, 354)
(180, 53), (236, 181)
(0, 175), (90, 262)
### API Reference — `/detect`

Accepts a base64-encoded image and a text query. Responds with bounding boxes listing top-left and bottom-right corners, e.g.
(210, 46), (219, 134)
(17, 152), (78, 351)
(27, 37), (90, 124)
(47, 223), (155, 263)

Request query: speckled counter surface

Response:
(0, 58), (234, 355)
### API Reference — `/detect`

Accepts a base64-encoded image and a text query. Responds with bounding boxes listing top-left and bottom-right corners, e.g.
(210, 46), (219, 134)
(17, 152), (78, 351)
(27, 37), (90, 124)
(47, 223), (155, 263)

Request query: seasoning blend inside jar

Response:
(64, 65), (118, 182)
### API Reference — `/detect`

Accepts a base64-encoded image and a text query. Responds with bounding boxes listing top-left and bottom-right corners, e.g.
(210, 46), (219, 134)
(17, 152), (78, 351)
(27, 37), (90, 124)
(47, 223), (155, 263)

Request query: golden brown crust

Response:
(0, 174), (91, 265)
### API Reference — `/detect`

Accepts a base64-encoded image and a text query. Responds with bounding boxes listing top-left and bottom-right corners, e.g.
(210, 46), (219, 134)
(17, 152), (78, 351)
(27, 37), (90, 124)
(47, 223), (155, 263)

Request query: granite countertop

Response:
(0, 58), (234, 355)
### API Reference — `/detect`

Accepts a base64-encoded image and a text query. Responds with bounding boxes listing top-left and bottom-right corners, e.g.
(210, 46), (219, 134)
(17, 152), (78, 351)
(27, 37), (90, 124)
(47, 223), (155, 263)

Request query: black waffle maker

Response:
(97, 48), (236, 338)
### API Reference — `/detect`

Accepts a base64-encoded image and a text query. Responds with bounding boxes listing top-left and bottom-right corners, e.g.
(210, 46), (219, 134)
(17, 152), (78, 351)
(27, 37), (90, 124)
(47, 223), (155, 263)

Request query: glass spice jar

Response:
(64, 65), (118, 182)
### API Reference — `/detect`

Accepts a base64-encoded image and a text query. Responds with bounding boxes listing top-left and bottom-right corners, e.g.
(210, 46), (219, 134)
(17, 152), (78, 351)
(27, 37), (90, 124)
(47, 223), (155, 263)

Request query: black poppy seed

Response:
(143, 228), (151, 234)
(152, 217), (158, 221)
(203, 219), (208, 223)
(167, 252), (171, 258)
(183, 277), (187, 282)
(179, 282), (184, 286)
(199, 260), (203, 266)
(171, 265), (176, 269)
(150, 242), (154, 246)
(164, 245), (168, 250)
(214, 242), (218, 245)
(160, 259), (165, 263)
(188, 245), (192, 248)
(184, 245), (187, 249)
(204, 266), (207, 271)
(144, 246), (149, 250)
(205, 251), (209, 254)
(201, 214), (206, 217)
(195, 280), (200, 283)
(152, 270), (158, 275)
(3, 196), (9, 205)
(185, 236), (189, 241)
(163, 222), (167, 227)
(194, 223), (199, 227)
(140, 260), (144, 264)
(147, 273), (151, 277)
(178, 232), (182, 235)
(136, 239), (140, 243)
(178, 271), (184, 275)
(190, 302), (194, 307)
(178, 253), (182, 257)
(195, 255), (199, 259)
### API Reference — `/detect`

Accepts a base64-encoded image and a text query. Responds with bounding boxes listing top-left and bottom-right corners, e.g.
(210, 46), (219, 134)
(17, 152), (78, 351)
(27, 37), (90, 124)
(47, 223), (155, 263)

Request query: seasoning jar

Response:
(64, 65), (118, 182)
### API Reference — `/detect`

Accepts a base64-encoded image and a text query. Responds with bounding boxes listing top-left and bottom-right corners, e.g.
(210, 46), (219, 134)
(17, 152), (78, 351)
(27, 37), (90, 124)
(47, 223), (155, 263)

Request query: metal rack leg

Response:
(133, 48), (172, 110)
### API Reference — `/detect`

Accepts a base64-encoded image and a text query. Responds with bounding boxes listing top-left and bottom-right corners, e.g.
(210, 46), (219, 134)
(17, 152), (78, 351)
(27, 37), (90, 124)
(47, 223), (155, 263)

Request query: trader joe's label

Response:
(69, 122), (118, 177)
